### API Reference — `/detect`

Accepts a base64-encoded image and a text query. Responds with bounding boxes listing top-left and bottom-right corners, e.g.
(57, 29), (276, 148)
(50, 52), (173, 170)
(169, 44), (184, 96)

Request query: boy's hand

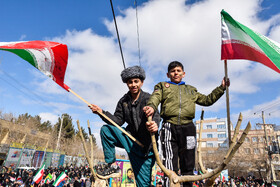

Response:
(221, 77), (230, 89)
(146, 120), (158, 133)
(88, 104), (102, 114)
(143, 106), (154, 117)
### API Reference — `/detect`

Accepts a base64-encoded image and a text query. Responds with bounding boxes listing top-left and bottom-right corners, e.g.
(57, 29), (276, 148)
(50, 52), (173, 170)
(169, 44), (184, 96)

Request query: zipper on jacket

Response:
(178, 85), (182, 125)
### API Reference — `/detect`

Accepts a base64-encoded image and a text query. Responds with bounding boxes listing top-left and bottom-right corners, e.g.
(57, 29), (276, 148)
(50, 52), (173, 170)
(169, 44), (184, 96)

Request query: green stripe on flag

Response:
(0, 48), (37, 67)
(221, 10), (243, 31)
(221, 9), (280, 71)
(239, 25), (280, 70)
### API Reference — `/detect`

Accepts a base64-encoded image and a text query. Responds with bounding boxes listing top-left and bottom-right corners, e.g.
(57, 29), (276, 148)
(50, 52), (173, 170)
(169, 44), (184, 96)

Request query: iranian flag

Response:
(33, 164), (45, 184)
(53, 171), (67, 187)
(0, 41), (70, 90)
(221, 10), (280, 73)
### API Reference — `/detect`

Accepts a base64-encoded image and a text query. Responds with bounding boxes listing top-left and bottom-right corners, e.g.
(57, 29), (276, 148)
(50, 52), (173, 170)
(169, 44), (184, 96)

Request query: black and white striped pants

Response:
(160, 121), (196, 187)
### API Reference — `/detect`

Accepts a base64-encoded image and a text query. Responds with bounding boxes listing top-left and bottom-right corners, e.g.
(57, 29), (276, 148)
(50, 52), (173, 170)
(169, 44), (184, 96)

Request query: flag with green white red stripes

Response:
(221, 9), (280, 74)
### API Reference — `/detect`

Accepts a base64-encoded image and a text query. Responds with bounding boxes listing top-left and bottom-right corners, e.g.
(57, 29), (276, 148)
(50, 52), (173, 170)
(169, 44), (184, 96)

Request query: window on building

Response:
(259, 137), (264, 142)
(245, 137), (250, 142)
(252, 137), (258, 143)
(206, 125), (212, 129)
(254, 148), (260, 154)
(218, 143), (227, 148)
(207, 143), (213, 147)
(207, 134), (213, 138)
(217, 125), (226, 129)
(244, 148), (251, 154)
(218, 133), (226, 138)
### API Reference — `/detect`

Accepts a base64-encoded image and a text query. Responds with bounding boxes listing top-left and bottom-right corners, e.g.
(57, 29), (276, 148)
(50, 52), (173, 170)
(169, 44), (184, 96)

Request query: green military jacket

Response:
(147, 82), (225, 125)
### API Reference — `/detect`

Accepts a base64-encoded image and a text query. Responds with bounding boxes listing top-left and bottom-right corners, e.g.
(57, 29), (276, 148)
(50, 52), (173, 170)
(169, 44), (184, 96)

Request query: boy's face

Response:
(167, 66), (185, 83)
(126, 78), (143, 95)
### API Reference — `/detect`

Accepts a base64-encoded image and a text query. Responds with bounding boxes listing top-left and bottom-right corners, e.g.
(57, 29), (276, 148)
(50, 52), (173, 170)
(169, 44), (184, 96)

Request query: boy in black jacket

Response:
(89, 66), (160, 187)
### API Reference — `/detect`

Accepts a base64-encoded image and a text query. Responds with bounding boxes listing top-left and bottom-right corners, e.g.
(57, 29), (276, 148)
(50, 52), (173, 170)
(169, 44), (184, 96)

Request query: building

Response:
(195, 117), (280, 178)
(195, 117), (230, 149)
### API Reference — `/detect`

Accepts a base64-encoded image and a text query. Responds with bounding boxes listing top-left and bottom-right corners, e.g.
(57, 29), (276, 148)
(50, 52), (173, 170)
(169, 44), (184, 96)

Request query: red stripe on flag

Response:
(50, 43), (70, 91)
(221, 42), (280, 73)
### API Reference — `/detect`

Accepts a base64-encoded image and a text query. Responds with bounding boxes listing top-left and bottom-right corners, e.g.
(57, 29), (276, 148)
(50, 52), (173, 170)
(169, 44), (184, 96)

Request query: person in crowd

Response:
(89, 66), (160, 187)
(144, 61), (230, 187)
(73, 175), (81, 187)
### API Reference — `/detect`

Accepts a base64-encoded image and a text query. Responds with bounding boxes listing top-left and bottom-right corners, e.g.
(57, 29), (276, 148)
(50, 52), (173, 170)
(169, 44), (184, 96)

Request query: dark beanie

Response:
(121, 66), (146, 83)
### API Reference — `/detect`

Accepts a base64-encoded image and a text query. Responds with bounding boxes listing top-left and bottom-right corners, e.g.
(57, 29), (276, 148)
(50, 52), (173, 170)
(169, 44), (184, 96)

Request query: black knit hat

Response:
(121, 66), (146, 83)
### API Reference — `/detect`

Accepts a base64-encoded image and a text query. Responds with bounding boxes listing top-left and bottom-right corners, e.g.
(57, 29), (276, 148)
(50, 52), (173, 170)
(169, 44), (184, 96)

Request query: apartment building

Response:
(195, 117), (280, 178)
(195, 117), (230, 149)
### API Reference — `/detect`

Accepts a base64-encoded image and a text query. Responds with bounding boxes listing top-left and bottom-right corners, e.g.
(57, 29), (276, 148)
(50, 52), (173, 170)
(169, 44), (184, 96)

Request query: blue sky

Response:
(0, 0), (280, 148)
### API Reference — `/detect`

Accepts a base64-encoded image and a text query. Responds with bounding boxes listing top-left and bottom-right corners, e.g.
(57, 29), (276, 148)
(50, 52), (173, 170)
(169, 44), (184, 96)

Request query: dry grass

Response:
(0, 118), (107, 160)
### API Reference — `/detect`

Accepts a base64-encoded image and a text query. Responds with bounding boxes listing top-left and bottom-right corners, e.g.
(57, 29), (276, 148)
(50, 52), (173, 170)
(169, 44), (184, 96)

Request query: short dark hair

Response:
(168, 61), (184, 72)
(127, 168), (132, 173)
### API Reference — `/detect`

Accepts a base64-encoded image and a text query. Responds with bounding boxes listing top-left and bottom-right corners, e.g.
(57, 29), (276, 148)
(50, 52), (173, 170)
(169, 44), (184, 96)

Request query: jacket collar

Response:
(166, 81), (185, 85)
(127, 89), (143, 104)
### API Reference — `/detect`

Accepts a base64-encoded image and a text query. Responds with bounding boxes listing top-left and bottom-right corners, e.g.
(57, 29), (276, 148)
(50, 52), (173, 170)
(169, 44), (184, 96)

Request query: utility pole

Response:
(56, 114), (64, 150)
(261, 111), (276, 183)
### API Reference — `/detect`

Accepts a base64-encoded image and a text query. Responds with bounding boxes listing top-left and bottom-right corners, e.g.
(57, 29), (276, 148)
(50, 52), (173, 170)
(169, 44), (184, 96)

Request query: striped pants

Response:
(160, 121), (196, 187)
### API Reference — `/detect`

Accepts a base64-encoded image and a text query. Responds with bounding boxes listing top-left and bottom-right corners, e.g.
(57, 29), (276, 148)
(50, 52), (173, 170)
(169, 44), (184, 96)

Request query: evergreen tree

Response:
(78, 126), (89, 140)
(55, 113), (75, 139)
(40, 120), (52, 131)
(91, 134), (97, 147)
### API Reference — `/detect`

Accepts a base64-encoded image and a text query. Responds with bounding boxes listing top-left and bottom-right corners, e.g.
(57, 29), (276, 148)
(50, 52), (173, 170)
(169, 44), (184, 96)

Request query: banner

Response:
(18, 148), (36, 167)
(63, 155), (72, 167)
(76, 156), (83, 167)
(110, 159), (136, 187)
(58, 154), (65, 167)
(32, 151), (45, 168)
(72, 156), (79, 167)
(51, 152), (60, 168)
(44, 152), (53, 168)
(4, 147), (22, 169)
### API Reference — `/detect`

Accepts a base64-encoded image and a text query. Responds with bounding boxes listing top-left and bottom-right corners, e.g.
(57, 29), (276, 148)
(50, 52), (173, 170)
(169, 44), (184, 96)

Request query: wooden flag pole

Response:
(224, 60), (231, 144)
(68, 88), (144, 148)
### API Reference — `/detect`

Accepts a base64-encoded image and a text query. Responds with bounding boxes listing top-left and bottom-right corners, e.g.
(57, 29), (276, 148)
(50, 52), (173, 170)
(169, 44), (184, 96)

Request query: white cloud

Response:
(36, 0), (280, 130)
(52, 29), (128, 112)
(102, 0), (280, 97)
(39, 112), (59, 125)
(19, 34), (26, 40)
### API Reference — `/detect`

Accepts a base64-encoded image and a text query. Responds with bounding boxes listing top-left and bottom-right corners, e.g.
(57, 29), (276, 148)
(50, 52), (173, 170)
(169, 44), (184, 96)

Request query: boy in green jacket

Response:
(144, 61), (230, 187)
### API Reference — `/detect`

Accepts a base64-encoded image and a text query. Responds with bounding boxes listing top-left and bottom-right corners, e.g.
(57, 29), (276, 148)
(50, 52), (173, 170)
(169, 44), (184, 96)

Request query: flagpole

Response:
(224, 60), (231, 144)
(68, 88), (144, 148)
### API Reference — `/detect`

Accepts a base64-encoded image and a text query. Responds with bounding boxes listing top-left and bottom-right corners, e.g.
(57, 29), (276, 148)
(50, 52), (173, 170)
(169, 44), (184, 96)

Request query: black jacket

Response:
(101, 90), (161, 153)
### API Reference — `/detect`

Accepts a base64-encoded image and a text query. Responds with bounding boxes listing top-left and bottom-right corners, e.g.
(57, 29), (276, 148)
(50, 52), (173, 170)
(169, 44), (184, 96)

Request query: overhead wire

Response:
(0, 68), (64, 115)
(109, 0), (126, 69)
(240, 95), (280, 122)
(134, 0), (142, 66)
(248, 94), (280, 115)
(242, 102), (280, 123)
(268, 108), (279, 115)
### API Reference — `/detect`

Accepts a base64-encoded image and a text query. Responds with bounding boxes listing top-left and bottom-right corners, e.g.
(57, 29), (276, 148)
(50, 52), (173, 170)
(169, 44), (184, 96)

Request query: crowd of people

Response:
(0, 164), (273, 187)
(0, 165), (93, 187)
(192, 175), (272, 187)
